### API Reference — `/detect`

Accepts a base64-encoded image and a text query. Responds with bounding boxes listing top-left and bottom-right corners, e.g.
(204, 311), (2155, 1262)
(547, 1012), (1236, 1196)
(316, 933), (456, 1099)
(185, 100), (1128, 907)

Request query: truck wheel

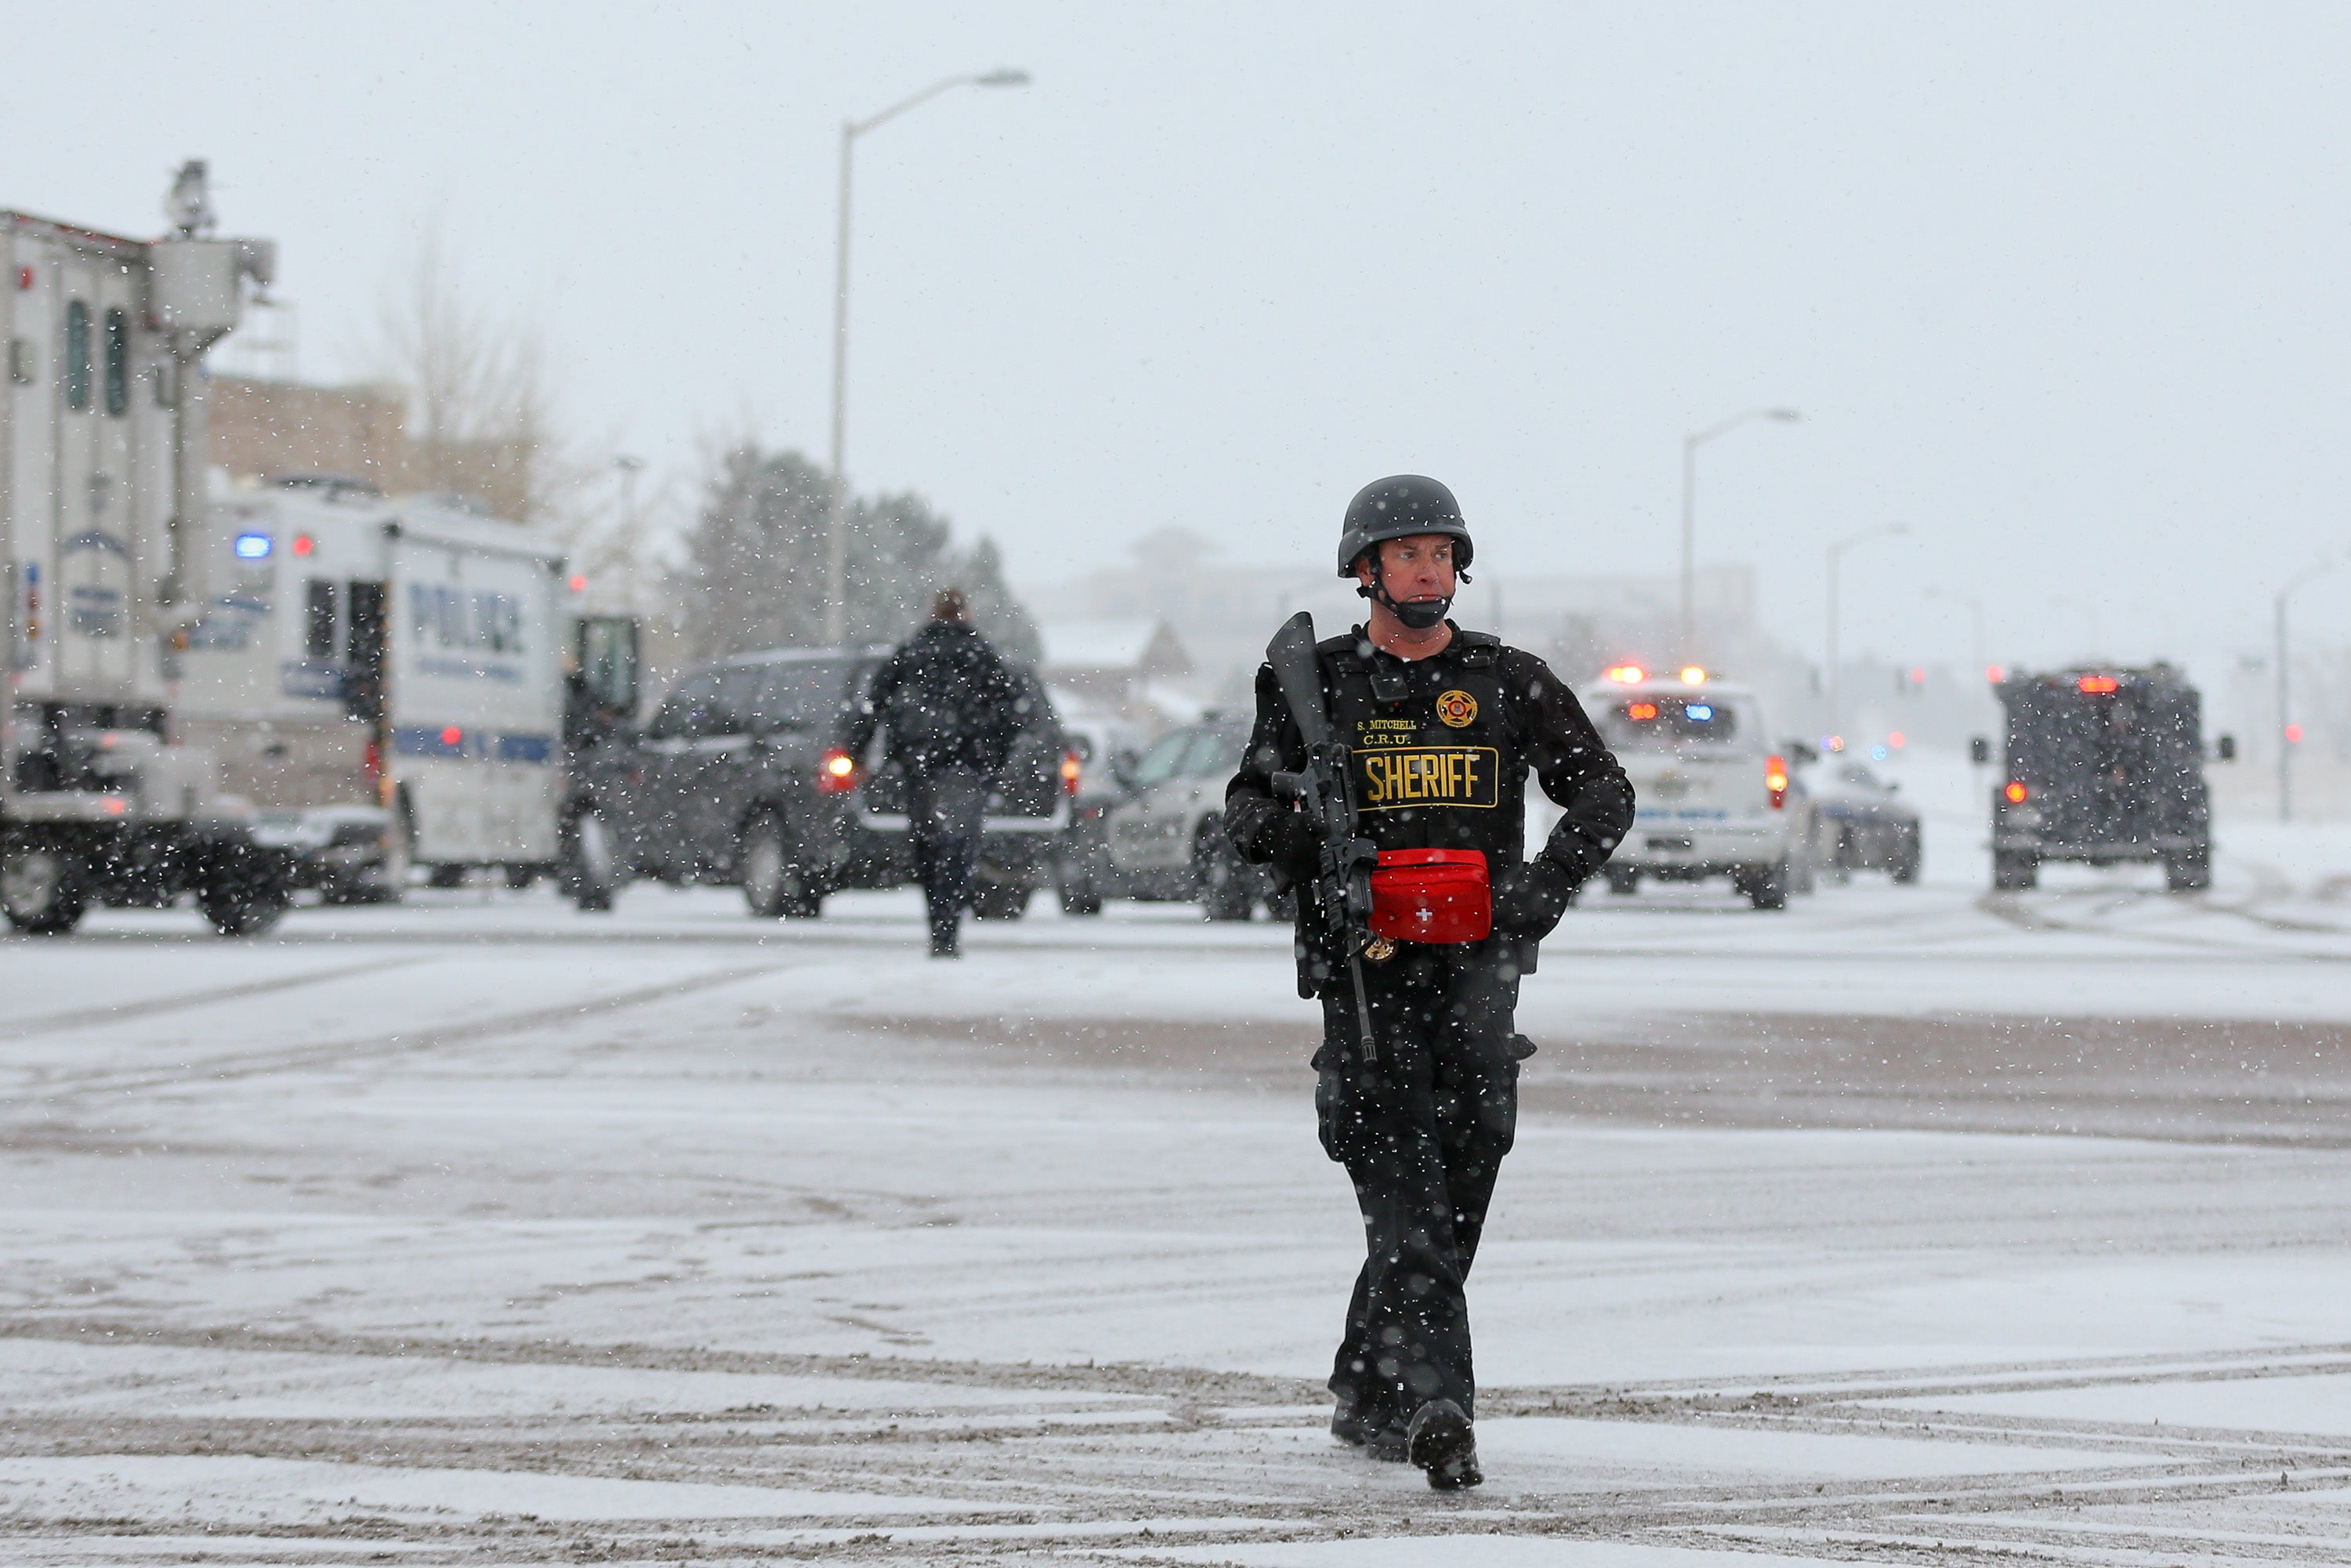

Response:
(972, 882), (1034, 921)
(2, 840), (89, 935)
(503, 864), (539, 891)
(198, 848), (292, 937)
(2164, 847), (2211, 893)
(741, 813), (820, 918)
(1056, 864), (1103, 916)
(1889, 830), (1922, 885)
(1605, 867), (1639, 898)
(426, 865), (468, 889)
(1744, 859), (1791, 911)
(565, 810), (622, 913)
(1195, 826), (1255, 922)
(1992, 849), (2038, 891)
(199, 882), (289, 937)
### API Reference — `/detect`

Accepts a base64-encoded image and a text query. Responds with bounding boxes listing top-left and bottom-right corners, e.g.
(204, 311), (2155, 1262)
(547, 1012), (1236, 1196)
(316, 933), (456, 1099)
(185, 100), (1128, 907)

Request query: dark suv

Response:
(569, 647), (1070, 918)
(1983, 664), (2230, 893)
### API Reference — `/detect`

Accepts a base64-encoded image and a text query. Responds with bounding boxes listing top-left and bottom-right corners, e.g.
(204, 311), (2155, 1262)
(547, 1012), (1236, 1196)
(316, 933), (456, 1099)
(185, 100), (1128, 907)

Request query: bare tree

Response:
(371, 210), (556, 523)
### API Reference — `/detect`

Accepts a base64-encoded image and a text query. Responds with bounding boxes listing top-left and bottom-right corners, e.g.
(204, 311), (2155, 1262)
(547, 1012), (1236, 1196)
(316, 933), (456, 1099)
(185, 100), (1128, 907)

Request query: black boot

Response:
(1331, 1401), (1408, 1461)
(1406, 1400), (1481, 1490)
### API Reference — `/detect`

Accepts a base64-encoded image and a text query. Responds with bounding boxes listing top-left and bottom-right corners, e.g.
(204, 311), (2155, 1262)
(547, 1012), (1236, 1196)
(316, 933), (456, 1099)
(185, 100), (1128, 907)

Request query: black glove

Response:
(1492, 854), (1579, 940)
(1224, 794), (1311, 867)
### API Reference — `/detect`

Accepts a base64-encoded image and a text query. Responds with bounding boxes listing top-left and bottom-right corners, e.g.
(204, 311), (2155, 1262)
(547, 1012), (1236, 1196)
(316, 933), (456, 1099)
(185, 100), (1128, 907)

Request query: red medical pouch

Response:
(1369, 848), (1492, 945)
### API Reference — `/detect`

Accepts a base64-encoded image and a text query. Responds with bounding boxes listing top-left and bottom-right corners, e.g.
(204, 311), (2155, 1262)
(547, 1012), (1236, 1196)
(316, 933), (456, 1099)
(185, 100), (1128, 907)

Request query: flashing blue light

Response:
(1686, 703), (1714, 722)
(1870, 744), (1890, 762)
(233, 531), (273, 560)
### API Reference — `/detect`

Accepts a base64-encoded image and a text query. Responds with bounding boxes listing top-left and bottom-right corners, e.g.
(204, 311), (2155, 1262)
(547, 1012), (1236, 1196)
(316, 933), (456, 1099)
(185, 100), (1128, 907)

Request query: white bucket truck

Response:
(0, 164), (293, 933)
(175, 480), (624, 897)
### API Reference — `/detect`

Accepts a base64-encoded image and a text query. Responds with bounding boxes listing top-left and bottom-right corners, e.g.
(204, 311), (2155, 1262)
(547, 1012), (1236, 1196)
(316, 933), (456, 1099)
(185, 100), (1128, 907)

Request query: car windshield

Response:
(647, 671), (724, 740)
(755, 658), (860, 731)
(1188, 729), (1246, 777)
(1598, 693), (1755, 754)
(1130, 730), (1192, 788)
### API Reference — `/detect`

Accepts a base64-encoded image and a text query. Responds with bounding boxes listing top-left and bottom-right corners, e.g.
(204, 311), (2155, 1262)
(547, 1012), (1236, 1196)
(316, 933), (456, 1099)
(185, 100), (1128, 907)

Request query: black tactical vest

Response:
(1320, 628), (1527, 867)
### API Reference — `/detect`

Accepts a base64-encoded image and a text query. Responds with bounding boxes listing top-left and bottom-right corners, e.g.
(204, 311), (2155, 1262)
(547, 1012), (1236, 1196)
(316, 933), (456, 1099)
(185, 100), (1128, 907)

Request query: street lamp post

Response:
(1824, 523), (1907, 744)
(824, 67), (1030, 645)
(611, 454), (643, 610)
(2277, 560), (2335, 823)
(1679, 407), (1799, 657)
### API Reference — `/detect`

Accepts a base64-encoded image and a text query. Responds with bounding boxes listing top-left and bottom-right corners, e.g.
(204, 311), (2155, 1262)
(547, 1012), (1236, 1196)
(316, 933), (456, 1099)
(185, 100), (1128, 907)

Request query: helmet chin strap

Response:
(1359, 555), (1454, 632)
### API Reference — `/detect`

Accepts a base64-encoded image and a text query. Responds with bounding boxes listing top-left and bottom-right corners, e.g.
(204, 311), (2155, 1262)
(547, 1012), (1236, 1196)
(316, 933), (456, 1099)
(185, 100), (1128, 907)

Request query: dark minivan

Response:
(567, 647), (1071, 917)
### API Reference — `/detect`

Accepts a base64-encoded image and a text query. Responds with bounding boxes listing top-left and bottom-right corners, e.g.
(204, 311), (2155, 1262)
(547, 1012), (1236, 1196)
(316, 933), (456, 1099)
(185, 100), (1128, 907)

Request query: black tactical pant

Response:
(1315, 944), (1524, 1432)
(906, 766), (987, 951)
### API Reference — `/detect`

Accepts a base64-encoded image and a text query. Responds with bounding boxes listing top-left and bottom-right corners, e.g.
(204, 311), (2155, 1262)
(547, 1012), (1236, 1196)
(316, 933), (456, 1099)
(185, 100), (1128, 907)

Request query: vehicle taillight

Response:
(2005, 780), (2029, 805)
(1765, 755), (1788, 810)
(2078, 675), (2118, 694)
(1060, 749), (1082, 796)
(817, 748), (860, 795)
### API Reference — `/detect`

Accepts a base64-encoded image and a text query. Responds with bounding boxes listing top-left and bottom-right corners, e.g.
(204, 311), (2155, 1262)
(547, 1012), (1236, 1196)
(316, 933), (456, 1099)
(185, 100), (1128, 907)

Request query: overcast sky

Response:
(12, 2), (2351, 677)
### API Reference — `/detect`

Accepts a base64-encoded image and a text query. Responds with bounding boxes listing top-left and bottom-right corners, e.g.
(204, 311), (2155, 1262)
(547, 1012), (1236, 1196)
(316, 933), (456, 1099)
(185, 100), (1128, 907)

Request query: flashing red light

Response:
(1889, 730), (1906, 748)
(1986, 664), (2006, 683)
(102, 796), (127, 817)
(292, 534), (314, 556)
(2078, 675), (2119, 694)
(2286, 724), (2305, 744)
(817, 748), (860, 795)
(2004, 780), (2030, 805)
(1627, 701), (1659, 721)
(569, 574), (588, 592)
(1060, 749), (1083, 797)
(1908, 667), (1926, 685)
(1765, 754), (1788, 810)
(440, 725), (463, 747)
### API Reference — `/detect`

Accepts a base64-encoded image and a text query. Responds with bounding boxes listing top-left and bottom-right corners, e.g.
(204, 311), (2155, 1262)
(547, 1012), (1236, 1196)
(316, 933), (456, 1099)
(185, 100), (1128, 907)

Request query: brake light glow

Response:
(1060, 749), (1082, 796)
(1604, 664), (1646, 683)
(440, 726), (463, 747)
(2005, 780), (2029, 805)
(1765, 754), (1788, 809)
(292, 534), (314, 556)
(1627, 701), (1659, 721)
(2078, 675), (2119, 694)
(817, 748), (859, 795)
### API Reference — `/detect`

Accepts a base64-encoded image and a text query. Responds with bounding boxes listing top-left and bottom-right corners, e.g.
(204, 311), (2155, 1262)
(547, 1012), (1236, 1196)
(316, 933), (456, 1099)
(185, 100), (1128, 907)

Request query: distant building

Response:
(1038, 617), (1196, 732)
(207, 372), (536, 521)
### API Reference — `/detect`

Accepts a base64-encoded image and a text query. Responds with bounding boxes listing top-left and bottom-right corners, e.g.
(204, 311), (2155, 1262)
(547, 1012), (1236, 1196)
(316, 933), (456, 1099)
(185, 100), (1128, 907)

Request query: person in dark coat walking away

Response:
(840, 589), (1026, 957)
(1224, 476), (1635, 1489)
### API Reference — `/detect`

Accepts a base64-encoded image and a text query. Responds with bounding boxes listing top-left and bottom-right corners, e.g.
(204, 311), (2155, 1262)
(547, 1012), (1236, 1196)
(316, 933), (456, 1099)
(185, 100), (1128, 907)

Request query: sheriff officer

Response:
(1223, 475), (1634, 1490)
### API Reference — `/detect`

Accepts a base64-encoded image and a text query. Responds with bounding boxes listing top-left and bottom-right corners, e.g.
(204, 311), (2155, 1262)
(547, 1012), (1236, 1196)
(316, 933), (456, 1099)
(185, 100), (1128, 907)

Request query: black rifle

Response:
(1264, 611), (1382, 1063)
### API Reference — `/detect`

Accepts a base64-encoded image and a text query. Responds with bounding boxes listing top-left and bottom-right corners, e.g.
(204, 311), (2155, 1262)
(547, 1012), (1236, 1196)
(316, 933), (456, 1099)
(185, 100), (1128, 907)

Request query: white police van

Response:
(176, 480), (574, 896)
(1578, 665), (1800, 911)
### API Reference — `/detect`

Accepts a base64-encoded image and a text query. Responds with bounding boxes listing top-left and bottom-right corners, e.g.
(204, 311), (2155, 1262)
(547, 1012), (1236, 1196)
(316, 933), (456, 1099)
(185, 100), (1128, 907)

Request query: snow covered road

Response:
(6, 848), (2351, 1563)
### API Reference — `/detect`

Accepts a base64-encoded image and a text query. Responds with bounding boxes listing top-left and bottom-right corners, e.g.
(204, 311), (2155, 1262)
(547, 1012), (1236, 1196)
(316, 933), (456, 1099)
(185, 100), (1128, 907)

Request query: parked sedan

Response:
(1802, 758), (1922, 882)
(1056, 717), (1277, 920)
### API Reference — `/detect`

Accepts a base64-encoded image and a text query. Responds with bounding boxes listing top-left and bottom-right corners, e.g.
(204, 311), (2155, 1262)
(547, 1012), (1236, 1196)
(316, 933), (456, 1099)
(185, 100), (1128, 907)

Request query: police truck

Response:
(0, 165), (293, 933)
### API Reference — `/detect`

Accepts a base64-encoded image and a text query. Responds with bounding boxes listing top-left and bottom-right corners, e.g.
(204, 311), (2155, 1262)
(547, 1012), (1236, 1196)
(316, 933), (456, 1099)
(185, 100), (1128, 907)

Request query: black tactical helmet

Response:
(1336, 474), (1474, 578)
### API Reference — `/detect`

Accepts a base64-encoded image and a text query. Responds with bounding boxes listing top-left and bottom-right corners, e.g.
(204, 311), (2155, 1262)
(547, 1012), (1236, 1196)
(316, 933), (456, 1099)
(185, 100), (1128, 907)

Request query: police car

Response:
(1579, 665), (1799, 910)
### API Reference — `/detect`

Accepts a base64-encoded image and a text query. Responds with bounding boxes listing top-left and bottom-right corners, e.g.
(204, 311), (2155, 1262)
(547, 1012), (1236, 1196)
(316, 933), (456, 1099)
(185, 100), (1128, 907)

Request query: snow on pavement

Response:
(5, 842), (2351, 1563)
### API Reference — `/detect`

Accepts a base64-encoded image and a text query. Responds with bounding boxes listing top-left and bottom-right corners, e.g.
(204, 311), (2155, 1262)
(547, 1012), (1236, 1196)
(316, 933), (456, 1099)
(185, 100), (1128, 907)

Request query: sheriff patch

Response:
(1436, 689), (1478, 728)
(1354, 746), (1501, 810)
